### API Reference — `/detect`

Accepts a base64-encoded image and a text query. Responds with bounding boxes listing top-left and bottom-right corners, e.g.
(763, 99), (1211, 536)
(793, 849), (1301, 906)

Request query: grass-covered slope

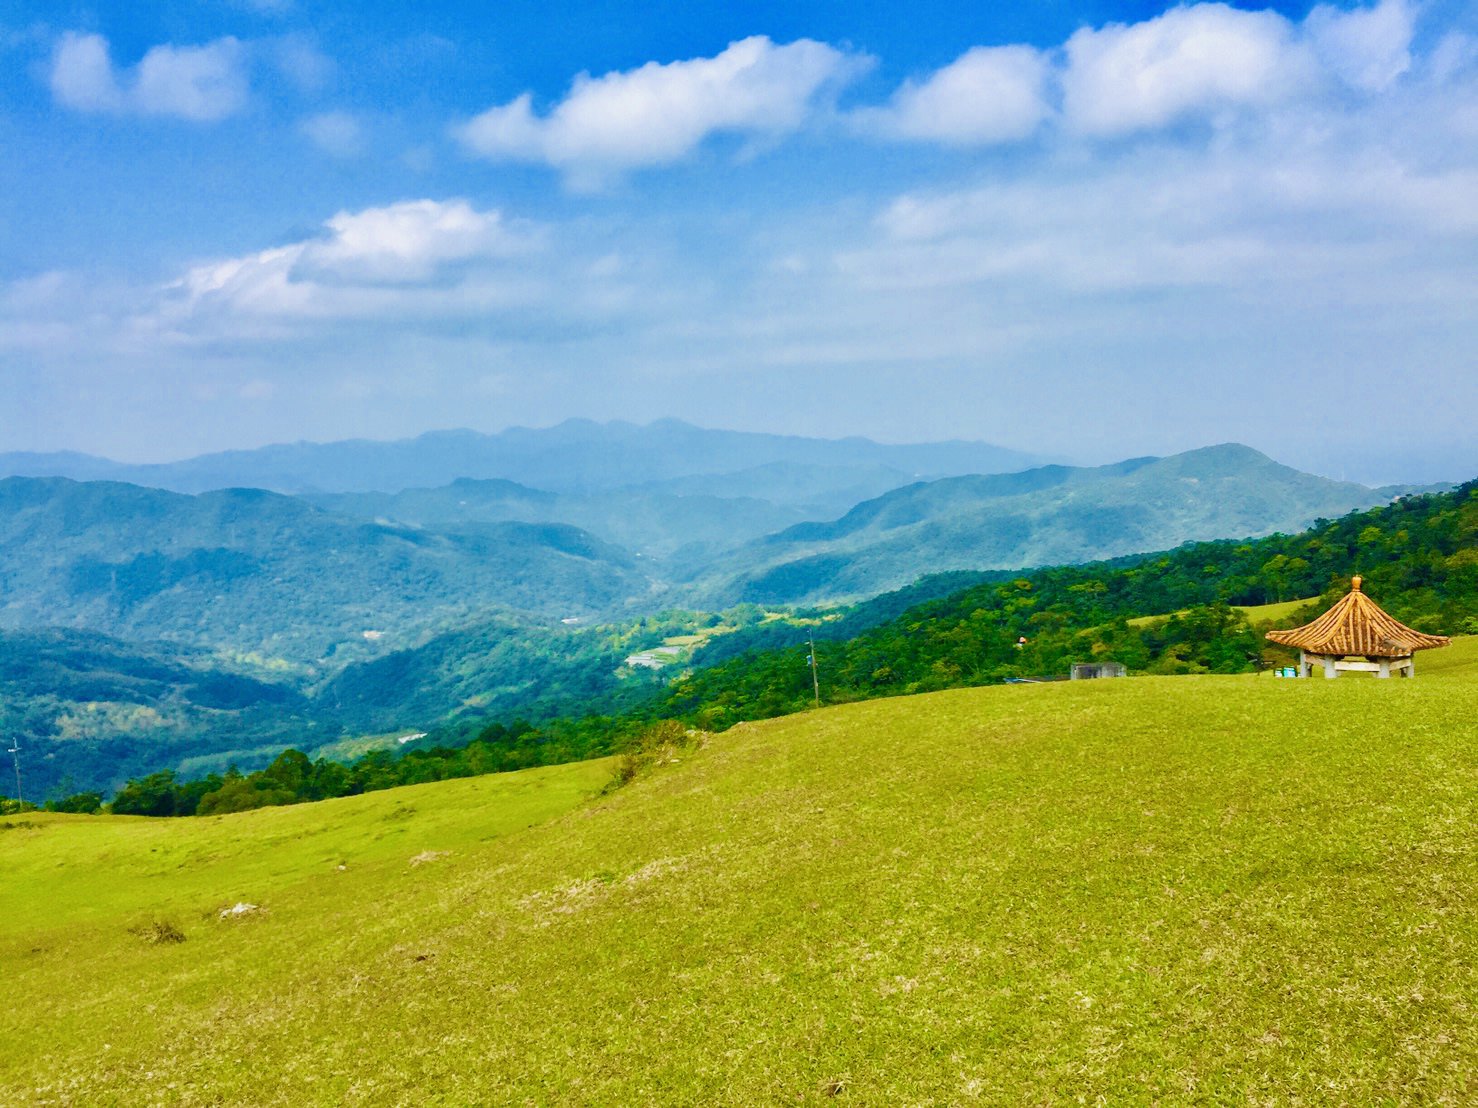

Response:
(5, 672), (1476, 1102)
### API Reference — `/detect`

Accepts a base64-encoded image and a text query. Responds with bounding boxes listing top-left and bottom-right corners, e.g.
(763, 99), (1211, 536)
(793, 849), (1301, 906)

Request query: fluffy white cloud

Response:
(306, 199), (528, 280)
(848, 2), (1425, 151)
(1061, 4), (1310, 136)
(454, 36), (863, 184)
(854, 45), (1050, 145)
(49, 32), (248, 121)
(166, 199), (541, 325)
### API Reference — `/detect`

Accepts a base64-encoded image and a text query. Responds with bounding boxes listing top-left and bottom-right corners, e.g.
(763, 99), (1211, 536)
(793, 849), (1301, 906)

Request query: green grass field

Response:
(5, 648), (1477, 1103)
(1128, 596), (1318, 629)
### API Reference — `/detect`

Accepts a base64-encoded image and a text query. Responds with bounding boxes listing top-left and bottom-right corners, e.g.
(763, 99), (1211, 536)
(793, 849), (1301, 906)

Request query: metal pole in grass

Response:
(7, 738), (20, 810)
(807, 633), (821, 709)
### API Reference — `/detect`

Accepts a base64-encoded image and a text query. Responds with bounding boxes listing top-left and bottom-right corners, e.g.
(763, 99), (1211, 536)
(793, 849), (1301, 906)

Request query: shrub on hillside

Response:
(609, 721), (703, 791)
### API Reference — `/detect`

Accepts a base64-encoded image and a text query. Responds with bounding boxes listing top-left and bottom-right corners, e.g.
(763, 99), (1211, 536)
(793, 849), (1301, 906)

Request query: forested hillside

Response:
(690, 444), (1412, 605)
(0, 477), (647, 660)
(657, 481), (1478, 728)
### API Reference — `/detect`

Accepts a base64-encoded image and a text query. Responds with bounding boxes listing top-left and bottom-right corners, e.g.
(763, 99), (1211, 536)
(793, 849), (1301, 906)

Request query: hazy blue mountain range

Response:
(0, 419), (1045, 497)
(624, 461), (934, 518)
(0, 445), (1408, 668)
(687, 445), (1406, 606)
(0, 477), (647, 661)
(307, 478), (805, 563)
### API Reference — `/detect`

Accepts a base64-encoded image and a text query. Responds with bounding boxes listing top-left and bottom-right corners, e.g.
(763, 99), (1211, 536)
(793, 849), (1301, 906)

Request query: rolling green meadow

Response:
(4, 640), (1476, 1103)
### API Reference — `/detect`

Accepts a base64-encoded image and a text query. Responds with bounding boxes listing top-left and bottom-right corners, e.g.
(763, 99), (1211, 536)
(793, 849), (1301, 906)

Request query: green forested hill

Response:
(0, 477), (648, 660)
(0, 628), (323, 797)
(692, 444), (1409, 605)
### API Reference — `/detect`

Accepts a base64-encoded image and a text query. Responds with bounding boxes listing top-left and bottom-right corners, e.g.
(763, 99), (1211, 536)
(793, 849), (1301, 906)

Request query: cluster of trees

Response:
(85, 482), (1477, 818)
(101, 715), (652, 817)
(1, 792), (100, 816)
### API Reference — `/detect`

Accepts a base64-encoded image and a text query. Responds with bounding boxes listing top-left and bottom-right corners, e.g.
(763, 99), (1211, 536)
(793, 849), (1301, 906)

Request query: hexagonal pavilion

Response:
(1265, 576), (1450, 678)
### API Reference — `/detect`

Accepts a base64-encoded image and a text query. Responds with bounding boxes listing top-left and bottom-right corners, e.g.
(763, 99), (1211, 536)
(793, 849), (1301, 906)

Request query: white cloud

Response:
(164, 199), (542, 326)
(1061, 4), (1311, 136)
(49, 32), (248, 121)
(307, 200), (529, 280)
(454, 36), (864, 184)
(854, 45), (1051, 145)
(300, 110), (362, 157)
(841, 129), (1478, 300)
(1305, 0), (1414, 92)
(49, 33), (124, 112)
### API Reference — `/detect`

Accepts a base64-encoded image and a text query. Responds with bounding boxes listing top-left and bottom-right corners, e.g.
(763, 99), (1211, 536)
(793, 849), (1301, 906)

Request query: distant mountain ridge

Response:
(687, 444), (1404, 606)
(0, 419), (1045, 497)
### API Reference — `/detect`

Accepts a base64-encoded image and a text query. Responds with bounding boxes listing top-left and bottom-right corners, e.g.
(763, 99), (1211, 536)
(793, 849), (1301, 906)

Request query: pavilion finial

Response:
(1351, 575), (1362, 592)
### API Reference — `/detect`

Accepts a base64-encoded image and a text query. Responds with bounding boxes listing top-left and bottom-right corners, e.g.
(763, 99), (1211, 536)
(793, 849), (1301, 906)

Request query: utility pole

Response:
(807, 633), (821, 709)
(7, 738), (20, 810)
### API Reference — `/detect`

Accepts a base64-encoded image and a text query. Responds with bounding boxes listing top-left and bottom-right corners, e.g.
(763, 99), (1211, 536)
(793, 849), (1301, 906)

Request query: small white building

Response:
(1070, 662), (1126, 680)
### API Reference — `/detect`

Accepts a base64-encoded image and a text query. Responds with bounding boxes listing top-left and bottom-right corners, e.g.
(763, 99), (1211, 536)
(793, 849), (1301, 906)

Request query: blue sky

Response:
(1, 1), (1475, 482)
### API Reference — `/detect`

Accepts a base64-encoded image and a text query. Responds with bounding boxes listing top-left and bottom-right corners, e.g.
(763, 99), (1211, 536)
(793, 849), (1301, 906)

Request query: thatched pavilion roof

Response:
(1265, 577), (1450, 658)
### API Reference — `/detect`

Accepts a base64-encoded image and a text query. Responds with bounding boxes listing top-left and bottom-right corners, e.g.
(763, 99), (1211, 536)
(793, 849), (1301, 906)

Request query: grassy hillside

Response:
(5, 670), (1476, 1102)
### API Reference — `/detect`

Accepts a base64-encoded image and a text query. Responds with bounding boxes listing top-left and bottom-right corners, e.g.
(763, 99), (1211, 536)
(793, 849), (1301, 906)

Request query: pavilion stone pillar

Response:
(1298, 651), (1311, 679)
(1378, 660), (1391, 679)
(1323, 656), (1337, 678)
